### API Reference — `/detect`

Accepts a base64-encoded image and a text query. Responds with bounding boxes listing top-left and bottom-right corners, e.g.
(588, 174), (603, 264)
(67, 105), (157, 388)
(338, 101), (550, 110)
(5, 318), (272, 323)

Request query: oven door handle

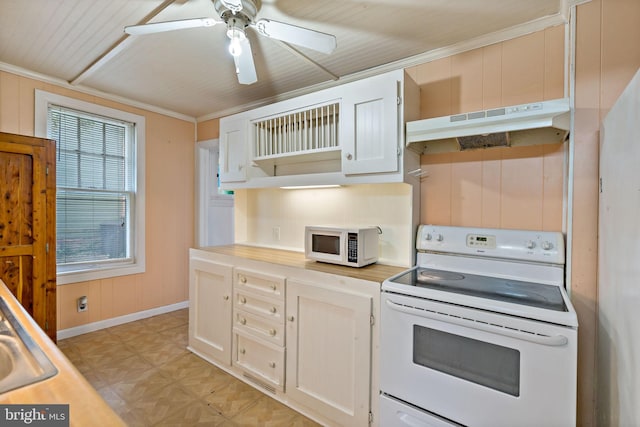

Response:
(385, 298), (569, 347)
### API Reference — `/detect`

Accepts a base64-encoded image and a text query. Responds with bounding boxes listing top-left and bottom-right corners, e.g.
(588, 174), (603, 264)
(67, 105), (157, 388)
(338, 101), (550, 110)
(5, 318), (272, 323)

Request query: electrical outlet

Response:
(77, 296), (88, 312)
(272, 226), (281, 241)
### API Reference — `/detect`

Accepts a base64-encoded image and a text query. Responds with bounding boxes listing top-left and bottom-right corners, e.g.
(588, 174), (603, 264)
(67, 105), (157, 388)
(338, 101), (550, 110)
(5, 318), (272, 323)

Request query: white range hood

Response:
(405, 98), (571, 154)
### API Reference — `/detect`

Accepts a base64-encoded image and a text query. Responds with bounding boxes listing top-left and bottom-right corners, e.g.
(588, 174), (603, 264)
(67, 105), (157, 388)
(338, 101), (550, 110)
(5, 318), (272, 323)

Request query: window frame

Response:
(35, 90), (146, 285)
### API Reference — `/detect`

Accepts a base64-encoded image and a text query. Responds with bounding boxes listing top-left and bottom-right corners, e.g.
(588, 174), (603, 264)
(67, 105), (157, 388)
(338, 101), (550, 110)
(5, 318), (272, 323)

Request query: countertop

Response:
(0, 281), (125, 426)
(194, 244), (408, 284)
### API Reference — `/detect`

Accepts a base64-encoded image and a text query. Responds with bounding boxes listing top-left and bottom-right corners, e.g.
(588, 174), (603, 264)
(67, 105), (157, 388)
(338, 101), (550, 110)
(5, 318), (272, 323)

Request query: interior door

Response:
(598, 67), (640, 426)
(195, 139), (234, 247)
(0, 132), (56, 340)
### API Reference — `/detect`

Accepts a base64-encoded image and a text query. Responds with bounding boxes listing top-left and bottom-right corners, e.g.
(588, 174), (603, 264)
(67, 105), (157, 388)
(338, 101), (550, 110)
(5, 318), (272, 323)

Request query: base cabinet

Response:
(189, 248), (381, 426)
(286, 279), (373, 427)
(188, 254), (233, 366)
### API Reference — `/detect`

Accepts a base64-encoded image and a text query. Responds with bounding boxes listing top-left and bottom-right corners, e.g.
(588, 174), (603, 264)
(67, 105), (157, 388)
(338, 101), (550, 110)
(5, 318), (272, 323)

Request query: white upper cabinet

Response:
(341, 72), (402, 176)
(219, 116), (248, 183)
(217, 69), (419, 189)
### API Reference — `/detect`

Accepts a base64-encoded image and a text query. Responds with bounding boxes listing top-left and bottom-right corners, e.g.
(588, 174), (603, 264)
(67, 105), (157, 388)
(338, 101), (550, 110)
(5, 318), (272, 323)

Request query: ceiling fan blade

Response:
(252, 19), (337, 54)
(221, 0), (243, 13)
(233, 37), (257, 85)
(124, 18), (220, 35)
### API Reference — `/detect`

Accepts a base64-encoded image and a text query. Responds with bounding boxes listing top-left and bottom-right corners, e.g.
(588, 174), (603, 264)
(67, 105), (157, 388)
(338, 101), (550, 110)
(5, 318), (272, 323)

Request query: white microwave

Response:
(305, 226), (379, 267)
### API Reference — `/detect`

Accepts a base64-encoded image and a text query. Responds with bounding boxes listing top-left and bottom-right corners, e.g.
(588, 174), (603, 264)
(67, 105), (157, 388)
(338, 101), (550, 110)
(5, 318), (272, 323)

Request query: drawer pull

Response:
(269, 328), (276, 336)
(239, 296), (247, 304)
(269, 362), (276, 368)
(223, 295), (229, 301)
(240, 317), (247, 325)
(270, 306), (277, 314)
(239, 276), (247, 284)
(239, 348), (246, 355)
(270, 284), (277, 291)
(287, 315), (295, 322)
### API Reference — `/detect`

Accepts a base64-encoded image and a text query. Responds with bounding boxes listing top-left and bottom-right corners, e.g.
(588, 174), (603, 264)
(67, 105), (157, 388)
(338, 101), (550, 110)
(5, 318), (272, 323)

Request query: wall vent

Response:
(242, 372), (277, 394)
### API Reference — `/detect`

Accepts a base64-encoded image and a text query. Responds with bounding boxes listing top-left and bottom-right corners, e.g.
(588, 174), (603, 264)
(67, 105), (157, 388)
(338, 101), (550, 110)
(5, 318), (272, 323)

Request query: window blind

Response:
(47, 105), (136, 268)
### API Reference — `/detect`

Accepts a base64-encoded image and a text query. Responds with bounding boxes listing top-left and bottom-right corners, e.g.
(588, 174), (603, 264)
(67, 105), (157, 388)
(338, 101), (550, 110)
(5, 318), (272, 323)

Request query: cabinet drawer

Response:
(234, 290), (284, 323)
(234, 268), (285, 300)
(233, 332), (285, 391)
(234, 309), (285, 346)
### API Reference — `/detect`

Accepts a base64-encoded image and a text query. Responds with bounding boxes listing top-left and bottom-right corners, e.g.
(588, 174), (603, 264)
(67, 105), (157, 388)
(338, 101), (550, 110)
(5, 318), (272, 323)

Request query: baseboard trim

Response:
(57, 300), (189, 340)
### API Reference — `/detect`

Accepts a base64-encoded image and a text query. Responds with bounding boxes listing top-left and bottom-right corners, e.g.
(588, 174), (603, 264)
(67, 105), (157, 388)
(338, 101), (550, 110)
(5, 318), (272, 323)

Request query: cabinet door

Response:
(286, 279), (373, 426)
(341, 73), (400, 175)
(219, 117), (247, 183)
(189, 258), (233, 365)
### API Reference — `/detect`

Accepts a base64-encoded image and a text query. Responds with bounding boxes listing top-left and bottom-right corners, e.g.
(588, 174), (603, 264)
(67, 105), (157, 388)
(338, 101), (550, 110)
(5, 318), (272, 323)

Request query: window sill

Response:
(56, 263), (145, 285)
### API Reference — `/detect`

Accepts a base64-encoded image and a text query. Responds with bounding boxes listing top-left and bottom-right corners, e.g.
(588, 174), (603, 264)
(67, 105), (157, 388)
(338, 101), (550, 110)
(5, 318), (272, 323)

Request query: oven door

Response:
(380, 291), (577, 427)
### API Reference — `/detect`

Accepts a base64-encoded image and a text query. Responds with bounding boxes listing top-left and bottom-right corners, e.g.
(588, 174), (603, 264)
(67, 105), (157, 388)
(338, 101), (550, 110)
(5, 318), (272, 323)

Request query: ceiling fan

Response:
(124, 0), (337, 85)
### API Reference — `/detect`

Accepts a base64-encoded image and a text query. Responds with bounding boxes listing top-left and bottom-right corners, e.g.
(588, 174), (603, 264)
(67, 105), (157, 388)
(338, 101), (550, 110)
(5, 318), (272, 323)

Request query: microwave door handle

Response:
(385, 298), (569, 347)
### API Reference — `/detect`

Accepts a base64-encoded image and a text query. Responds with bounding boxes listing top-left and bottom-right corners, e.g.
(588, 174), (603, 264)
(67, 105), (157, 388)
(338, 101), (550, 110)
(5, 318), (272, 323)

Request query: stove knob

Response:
(424, 233), (433, 241)
(542, 241), (554, 250)
(436, 234), (444, 242)
(526, 240), (536, 249)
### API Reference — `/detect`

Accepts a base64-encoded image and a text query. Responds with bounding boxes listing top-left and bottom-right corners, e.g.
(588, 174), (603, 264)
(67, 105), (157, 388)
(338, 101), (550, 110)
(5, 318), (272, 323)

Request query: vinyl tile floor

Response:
(58, 309), (320, 426)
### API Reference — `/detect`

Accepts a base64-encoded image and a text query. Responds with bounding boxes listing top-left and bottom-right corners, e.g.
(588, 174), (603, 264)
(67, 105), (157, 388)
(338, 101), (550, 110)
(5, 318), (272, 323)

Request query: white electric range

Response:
(380, 225), (578, 427)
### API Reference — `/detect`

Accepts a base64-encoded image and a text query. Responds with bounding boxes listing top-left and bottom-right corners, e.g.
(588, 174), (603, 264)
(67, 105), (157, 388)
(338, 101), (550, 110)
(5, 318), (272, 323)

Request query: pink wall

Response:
(0, 71), (196, 331)
(407, 26), (566, 232)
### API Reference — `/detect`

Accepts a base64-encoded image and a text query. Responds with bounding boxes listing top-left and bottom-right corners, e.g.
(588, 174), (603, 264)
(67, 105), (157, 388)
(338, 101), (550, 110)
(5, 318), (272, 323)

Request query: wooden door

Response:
(0, 132), (56, 341)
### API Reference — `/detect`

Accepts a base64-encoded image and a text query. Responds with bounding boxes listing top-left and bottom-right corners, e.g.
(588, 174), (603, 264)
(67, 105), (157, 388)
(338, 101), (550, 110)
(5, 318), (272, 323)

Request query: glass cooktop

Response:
(390, 267), (568, 312)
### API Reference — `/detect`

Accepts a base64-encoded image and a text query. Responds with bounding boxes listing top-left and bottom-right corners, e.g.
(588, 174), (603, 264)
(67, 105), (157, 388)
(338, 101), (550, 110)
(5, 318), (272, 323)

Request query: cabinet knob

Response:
(240, 296), (247, 304)
(268, 362), (276, 368)
(239, 276), (247, 284)
(270, 306), (277, 314)
(287, 315), (295, 322)
(270, 284), (277, 291)
(240, 317), (247, 325)
(345, 153), (353, 160)
(223, 295), (230, 301)
(269, 328), (277, 336)
(239, 348), (246, 355)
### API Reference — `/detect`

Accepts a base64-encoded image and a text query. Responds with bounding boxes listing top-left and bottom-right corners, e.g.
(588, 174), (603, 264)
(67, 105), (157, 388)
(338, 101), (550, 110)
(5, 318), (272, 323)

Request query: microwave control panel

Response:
(347, 233), (358, 263)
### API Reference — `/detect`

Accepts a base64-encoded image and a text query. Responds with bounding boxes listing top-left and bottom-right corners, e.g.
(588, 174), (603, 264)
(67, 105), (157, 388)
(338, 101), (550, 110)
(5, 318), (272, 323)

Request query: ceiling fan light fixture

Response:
(226, 18), (247, 57)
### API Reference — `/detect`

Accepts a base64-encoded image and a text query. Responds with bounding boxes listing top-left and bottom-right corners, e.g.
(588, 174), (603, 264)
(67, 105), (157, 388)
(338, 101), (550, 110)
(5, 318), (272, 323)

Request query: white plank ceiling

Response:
(0, 0), (570, 119)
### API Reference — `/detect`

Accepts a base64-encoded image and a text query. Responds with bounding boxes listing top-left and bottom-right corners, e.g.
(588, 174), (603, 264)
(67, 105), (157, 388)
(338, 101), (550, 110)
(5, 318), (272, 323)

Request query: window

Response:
(35, 91), (145, 284)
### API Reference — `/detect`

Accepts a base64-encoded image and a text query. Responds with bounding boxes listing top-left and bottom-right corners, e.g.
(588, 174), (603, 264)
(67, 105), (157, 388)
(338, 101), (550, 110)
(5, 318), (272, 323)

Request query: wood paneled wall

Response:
(0, 71), (195, 333)
(406, 26), (566, 231)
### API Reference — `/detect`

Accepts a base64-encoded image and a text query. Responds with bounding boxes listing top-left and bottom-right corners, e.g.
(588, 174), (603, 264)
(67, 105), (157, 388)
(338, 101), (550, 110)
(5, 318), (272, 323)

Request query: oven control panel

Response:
(466, 234), (497, 249)
(417, 225), (565, 264)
